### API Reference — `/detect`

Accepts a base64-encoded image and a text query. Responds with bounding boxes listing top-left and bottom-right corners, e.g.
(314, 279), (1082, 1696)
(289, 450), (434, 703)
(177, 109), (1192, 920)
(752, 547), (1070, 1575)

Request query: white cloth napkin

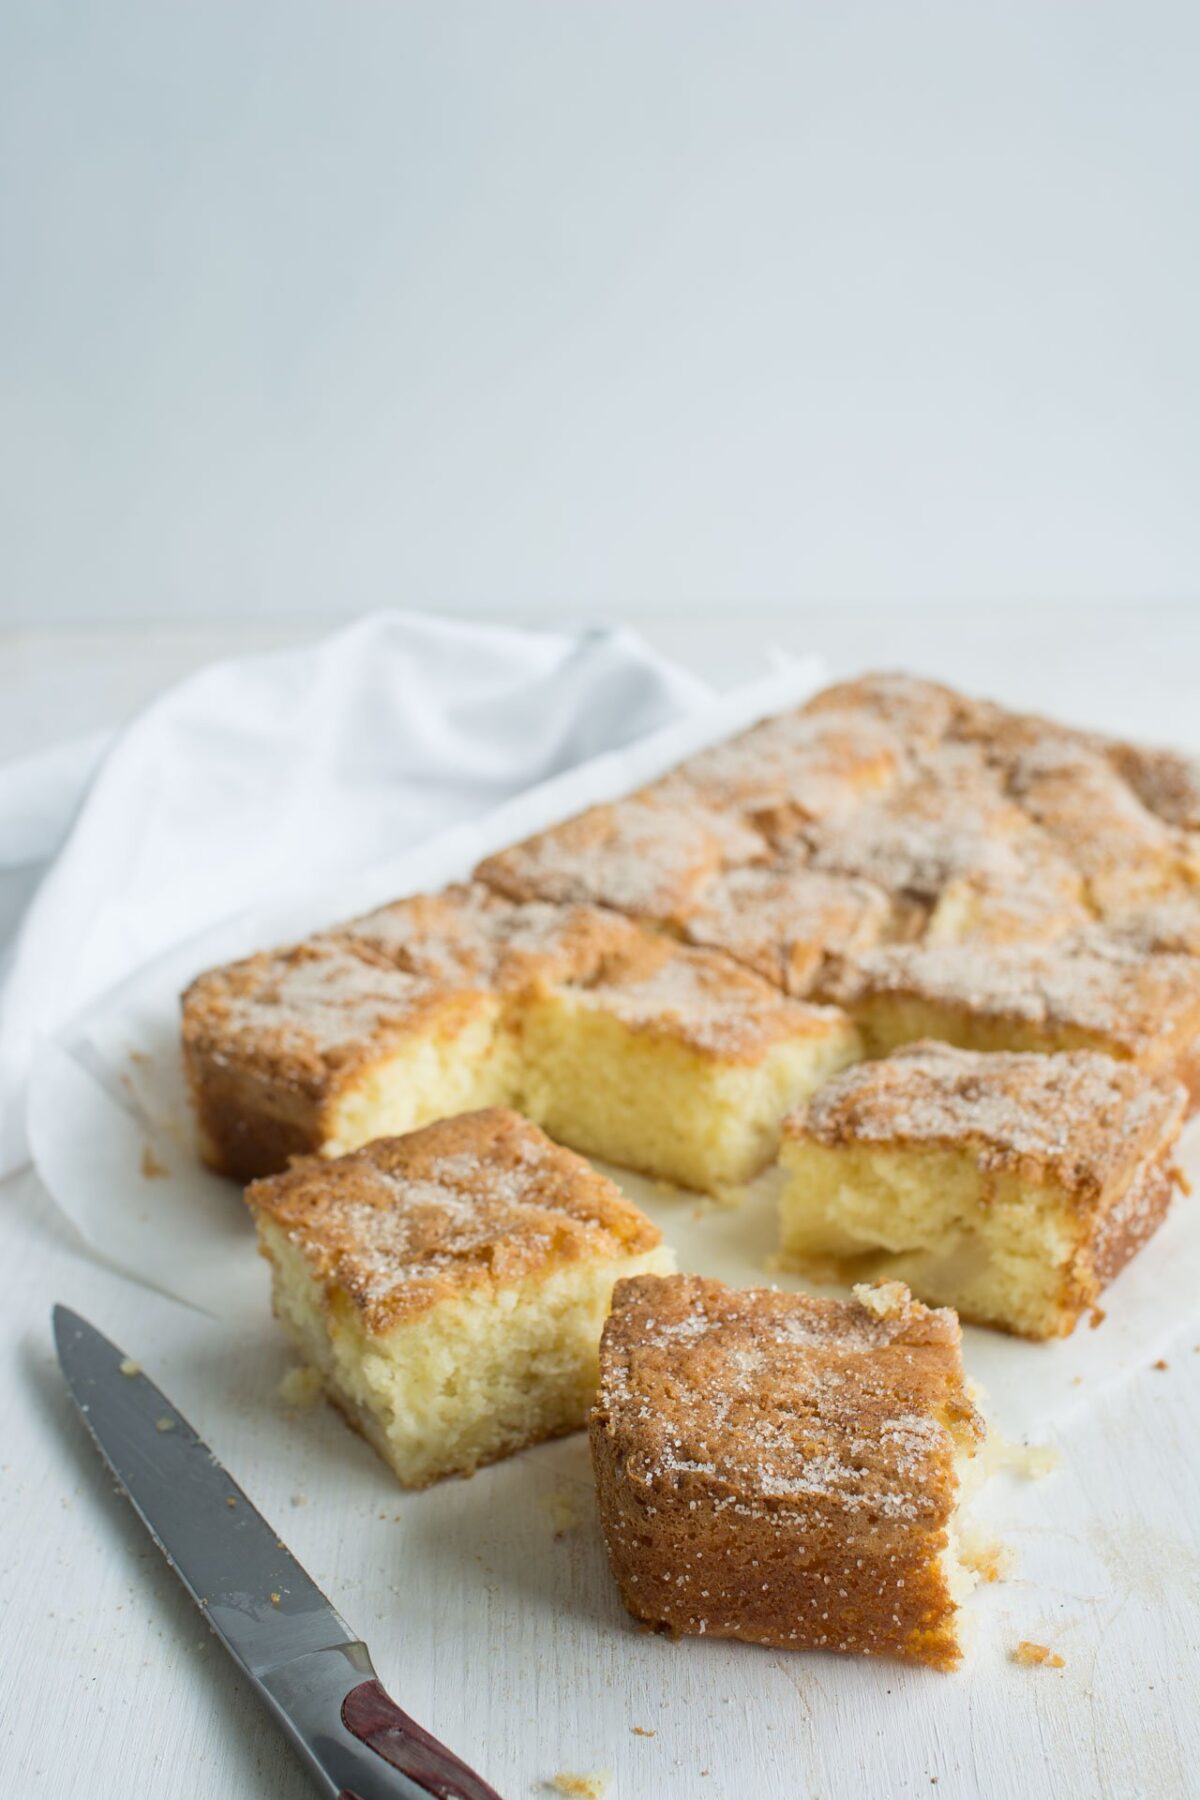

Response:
(0, 612), (710, 1175)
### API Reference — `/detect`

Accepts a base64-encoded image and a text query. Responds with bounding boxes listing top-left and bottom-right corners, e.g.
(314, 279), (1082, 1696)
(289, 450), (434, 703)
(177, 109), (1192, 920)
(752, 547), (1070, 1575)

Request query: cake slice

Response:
(679, 858), (893, 995)
(650, 701), (906, 841)
(1001, 735), (1200, 914)
(590, 1272), (986, 1669)
(519, 934), (860, 1190)
(247, 1108), (674, 1488)
(334, 881), (628, 990)
(181, 939), (515, 1181)
(474, 793), (766, 927)
(831, 931), (1200, 1107)
(778, 1043), (1188, 1338)
(802, 671), (966, 748)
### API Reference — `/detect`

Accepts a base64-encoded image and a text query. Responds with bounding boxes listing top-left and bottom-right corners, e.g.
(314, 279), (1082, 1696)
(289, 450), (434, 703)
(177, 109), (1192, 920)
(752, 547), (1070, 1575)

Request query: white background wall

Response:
(3, 0), (1199, 627)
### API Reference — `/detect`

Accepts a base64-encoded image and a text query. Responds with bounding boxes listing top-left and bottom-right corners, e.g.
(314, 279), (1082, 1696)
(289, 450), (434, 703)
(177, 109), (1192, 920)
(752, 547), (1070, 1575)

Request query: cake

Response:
(645, 695), (909, 839)
(474, 793), (766, 927)
(778, 1042), (1188, 1338)
(828, 931), (1200, 1106)
(185, 671), (1200, 1218)
(589, 1272), (986, 1669)
(518, 932), (860, 1190)
(185, 887), (858, 1191)
(182, 889), (636, 1181)
(679, 858), (894, 996)
(180, 938), (512, 1183)
(246, 1108), (674, 1487)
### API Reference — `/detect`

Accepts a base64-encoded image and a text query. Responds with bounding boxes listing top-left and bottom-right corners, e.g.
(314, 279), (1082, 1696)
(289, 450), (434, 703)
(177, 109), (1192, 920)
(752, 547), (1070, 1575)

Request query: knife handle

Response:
(259, 1644), (503, 1800)
(340, 1679), (502, 1799)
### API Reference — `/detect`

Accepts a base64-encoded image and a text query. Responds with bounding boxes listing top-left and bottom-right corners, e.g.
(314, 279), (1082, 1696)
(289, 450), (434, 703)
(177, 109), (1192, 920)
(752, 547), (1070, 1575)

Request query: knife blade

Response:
(53, 1305), (504, 1800)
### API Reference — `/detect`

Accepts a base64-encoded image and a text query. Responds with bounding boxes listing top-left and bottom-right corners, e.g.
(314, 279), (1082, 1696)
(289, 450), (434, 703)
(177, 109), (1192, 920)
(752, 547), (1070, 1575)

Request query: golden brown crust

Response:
(247, 1108), (663, 1334)
(680, 859), (893, 995)
(648, 704), (905, 839)
(786, 1041), (1187, 1203)
(782, 1043), (1187, 1335)
(182, 670), (1200, 1204)
(803, 672), (967, 747)
(1105, 740), (1200, 830)
(831, 930), (1200, 1071)
(474, 796), (765, 924)
(334, 882), (637, 988)
(181, 937), (498, 1176)
(182, 940), (455, 1094)
(565, 930), (855, 1061)
(590, 1273), (981, 1669)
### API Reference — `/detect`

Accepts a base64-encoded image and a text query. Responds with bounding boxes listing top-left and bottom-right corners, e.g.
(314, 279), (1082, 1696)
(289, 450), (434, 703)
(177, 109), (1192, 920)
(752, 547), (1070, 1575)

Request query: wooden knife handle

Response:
(340, 1678), (503, 1800)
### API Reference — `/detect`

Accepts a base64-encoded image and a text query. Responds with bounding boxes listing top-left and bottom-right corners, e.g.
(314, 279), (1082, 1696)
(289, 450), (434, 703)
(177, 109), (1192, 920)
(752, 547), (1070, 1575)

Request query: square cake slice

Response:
(831, 932), (1200, 1107)
(590, 1273), (985, 1669)
(182, 940), (515, 1181)
(247, 1108), (674, 1488)
(779, 1043), (1188, 1339)
(679, 859), (893, 995)
(519, 935), (861, 1191)
(474, 794), (766, 927)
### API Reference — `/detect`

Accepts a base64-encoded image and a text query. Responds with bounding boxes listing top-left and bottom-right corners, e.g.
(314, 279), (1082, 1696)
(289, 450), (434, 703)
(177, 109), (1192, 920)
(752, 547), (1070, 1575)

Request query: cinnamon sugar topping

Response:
(791, 1041), (1187, 1196)
(248, 1108), (662, 1333)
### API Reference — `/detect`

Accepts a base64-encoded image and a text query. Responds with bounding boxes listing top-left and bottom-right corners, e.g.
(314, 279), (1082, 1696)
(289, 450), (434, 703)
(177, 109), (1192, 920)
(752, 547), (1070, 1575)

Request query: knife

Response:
(53, 1305), (504, 1800)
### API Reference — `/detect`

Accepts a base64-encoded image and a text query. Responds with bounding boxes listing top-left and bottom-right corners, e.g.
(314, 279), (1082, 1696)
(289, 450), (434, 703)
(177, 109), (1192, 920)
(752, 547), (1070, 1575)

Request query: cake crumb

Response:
(988, 1433), (1060, 1480)
(853, 1278), (910, 1320)
(278, 1365), (323, 1409)
(631, 1725), (656, 1737)
(225, 1496), (237, 1509)
(270, 1591), (282, 1606)
(1012, 1640), (1065, 1669)
(540, 1486), (583, 1537)
(550, 1774), (610, 1798)
(959, 1533), (1016, 1584)
(140, 1143), (169, 1180)
(1152, 1358), (1169, 1370)
(155, 1417), (174, 1433)
(118, 1358), (142, 1378)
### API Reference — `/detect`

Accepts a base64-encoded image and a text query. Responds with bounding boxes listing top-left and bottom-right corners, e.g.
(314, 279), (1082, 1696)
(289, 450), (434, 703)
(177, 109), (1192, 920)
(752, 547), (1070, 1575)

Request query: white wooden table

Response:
(4, 610), (1199, 1800)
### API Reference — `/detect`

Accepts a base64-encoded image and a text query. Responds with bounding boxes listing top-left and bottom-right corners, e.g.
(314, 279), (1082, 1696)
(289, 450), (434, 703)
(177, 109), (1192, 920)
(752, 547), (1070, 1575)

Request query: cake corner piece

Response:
(589, 1271), (987, 1670)
(777, 1042), (1188, 1338)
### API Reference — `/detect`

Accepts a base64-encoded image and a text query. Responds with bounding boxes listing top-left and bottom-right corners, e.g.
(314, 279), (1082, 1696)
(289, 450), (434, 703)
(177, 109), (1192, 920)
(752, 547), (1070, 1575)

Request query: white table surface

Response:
(4, 609), (1199, 1800)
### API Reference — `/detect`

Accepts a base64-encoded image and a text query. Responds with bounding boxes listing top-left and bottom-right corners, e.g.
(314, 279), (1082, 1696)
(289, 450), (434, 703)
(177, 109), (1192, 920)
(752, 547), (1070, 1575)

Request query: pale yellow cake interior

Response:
(849, 995), (1099, 1062)
(261, 1215), (673, 1489)
(779, 1140), (1079, 1338)
(519, 988), (859, 1191)
(316, 980), (859, 1194)
(323, 1002), (520, 1158)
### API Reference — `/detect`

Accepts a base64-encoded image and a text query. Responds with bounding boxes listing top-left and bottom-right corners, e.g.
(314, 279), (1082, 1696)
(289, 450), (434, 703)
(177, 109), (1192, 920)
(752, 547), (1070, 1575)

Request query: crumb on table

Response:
(140, 1143), (169, 1180)
(118, 1358), (142, 1378)
(539, 1486), (583, 1536)
(1012, 1640), (1065, 1669)
(631, 1725), (656, 1737)
(551, 1774), (610, 1798)
(960, 1536), (1015, 1584)
(278, 1365), (323, 1409)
